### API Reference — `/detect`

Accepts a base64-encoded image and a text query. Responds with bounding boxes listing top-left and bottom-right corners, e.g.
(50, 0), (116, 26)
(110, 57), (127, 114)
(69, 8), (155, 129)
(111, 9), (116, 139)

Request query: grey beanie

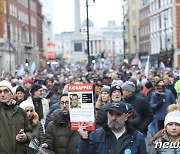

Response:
(101, 85), (110, 94)
(121, 81), (135, 92)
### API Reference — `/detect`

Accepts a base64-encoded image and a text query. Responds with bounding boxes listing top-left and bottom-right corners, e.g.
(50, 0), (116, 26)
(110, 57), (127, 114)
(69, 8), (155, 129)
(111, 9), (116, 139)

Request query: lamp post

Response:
(7, 22), (11, 73)
(86, 0), (95, 66)
(6, 0), (11, 73)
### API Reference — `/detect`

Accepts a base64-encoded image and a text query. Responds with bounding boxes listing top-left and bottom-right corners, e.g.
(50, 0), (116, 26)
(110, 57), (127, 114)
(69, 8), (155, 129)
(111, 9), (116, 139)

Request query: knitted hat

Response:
(16, 86), (25, 94)
(109, 85), (123, 96)
(30, 83), (42, 94)
(20, 100), (35, 111)
(164, 110), (180, 126)
(154, 76), (160, 83)
(145, 81), (153, 89)
(121, 81), (135, 92)
(0, 80), (15, 95)
(128, 77), (137, 87)
(24, 79), (34, 84)
(101, 85), (110, 94)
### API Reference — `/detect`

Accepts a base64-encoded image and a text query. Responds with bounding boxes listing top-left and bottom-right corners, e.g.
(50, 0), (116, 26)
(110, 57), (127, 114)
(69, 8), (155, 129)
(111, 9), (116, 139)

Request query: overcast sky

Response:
(53, 0), (123, 34)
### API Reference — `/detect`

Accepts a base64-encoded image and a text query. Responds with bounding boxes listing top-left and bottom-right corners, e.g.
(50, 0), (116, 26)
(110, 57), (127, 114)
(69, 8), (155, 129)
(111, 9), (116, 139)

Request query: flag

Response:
(160, 61), (165, 69)
(138, 60), (142, 69)
(16, 64), (25, 77)
(30, 62), (36, 75)
(1, 70), (4, 78)
(50, 62), (55, 71)
(144, 56), (150, 77)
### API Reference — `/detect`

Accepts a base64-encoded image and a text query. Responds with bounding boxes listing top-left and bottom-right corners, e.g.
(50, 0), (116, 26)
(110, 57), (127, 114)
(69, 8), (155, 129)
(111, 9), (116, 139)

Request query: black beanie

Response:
(109, 85), (123, 97)
(145, 81), (153, 89)
(16, 86), (25, 94)
(30, 83), (42, 94)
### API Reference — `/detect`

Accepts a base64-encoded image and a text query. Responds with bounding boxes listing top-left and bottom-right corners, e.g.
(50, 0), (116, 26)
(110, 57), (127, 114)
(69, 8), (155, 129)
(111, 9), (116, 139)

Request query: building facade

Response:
(54, 21), (124, 64)
(0, 0), (43, 73)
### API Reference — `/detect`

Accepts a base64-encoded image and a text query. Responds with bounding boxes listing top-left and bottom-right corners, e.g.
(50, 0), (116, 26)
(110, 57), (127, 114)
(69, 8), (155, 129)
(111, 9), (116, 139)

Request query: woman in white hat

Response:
(149, 104), (180, 154)
(20, 101), (45, 154)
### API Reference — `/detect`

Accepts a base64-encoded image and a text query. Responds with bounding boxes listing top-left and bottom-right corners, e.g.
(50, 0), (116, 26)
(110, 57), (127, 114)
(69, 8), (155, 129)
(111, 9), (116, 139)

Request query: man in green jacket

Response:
(41, 94), (81, 154)
(0, 80), (32, 154)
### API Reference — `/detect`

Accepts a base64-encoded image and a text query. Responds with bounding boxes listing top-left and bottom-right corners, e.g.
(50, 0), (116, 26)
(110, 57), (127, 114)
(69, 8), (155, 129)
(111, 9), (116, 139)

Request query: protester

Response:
(44, 93), (68, 128)
(24, 79), (34, 99)
(0, 80), (32, 153)
(95, 84), (141, 129)
(49, 81), (61, 106)
(129, 77), (145, 97)
(15, 85), (26, 105)
(150, 79), (176, 132)
(95, 85), (111, 115)
(20, 100), (45, 154)
(163, 75), (177, 99)
(42, 93), (81, 154)
(78, 102), (147, 154)
(22, 83), (49, 127)
(149, 105), (180, 154)
(121, 81), (153, 135)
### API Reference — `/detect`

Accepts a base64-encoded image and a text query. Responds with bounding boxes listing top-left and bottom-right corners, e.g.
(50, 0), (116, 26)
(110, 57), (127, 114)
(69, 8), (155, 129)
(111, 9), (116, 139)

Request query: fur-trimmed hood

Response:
(52, 109), (70, 126)
(31, 111), (39, 127)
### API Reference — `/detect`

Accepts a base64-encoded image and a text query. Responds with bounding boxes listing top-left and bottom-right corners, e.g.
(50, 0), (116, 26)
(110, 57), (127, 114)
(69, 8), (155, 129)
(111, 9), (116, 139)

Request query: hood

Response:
(52, 109), (70, 126)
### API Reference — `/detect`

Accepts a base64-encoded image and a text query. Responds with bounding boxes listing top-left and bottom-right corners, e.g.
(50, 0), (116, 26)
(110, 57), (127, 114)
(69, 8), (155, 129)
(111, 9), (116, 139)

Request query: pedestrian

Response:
(95, 85), (110, 115)
(44, 93), (68, 128)
(95, 84), (141, 129)
(121, 81), (153, 136)
(150, 79), (176, 132)
(22, 83), (49, 128)
(149, 106), (180, 154)
(78, 102), (147, 154)
(41, 93), (81, 154)
(15, 85), (26, 105)
(0, 80), (32, 154)
(20, 100), (45, 154)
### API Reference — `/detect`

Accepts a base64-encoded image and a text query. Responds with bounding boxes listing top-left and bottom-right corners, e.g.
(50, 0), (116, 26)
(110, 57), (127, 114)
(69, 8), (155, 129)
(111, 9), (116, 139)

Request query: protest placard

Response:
(68, 83), (95, 130)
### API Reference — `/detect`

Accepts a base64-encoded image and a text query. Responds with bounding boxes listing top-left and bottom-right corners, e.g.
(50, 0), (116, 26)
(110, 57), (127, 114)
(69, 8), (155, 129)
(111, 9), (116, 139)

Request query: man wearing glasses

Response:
(0, 80), (32, 154)
(42, 93), (81, 154)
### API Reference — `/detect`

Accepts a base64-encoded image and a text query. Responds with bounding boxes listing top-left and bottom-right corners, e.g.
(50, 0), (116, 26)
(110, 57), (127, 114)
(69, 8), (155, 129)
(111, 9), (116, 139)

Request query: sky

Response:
(52, 0), (123, 34)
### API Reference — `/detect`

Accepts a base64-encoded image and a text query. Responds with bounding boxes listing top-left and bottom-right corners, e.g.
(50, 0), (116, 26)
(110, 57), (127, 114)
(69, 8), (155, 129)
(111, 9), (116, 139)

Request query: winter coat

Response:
(44, 102), (60, 128)
(78, 122), (147, 154)
(28, 112), (45, 154)
(0, 102), (32, 154)
(44, 109), (81, 154)
(22, 97), (49, 127)
(150, 88), (176, 121)
(149, 132), (180, 154)
(95, 101), (141, 129)
(123, 94), (153, 135)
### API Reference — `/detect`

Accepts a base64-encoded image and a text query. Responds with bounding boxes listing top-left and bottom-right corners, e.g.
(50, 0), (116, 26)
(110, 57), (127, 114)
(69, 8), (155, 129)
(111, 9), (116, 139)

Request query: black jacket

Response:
(123, 94), (153, 135)
(95, 101), (141, 129)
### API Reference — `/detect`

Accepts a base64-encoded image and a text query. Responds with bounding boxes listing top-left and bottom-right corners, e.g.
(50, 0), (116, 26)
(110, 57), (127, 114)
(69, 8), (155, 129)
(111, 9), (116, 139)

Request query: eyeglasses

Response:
(26, 109), (33, 112)
(60, 101), (69, 105)
(0, 89), (10, 95)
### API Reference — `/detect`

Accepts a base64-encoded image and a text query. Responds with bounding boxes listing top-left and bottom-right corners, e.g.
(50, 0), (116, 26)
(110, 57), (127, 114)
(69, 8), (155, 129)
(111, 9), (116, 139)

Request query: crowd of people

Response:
(0, 61), (179, 154)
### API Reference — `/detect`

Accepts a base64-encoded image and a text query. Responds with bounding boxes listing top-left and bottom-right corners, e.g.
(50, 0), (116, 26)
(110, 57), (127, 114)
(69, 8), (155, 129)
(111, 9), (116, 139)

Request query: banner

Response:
(68, 84), (95, 131)
(16, 64), (25, 77)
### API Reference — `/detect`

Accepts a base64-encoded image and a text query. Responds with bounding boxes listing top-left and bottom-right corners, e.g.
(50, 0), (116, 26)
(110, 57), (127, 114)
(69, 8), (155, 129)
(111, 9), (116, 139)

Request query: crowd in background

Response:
(0, 60), (179, 154)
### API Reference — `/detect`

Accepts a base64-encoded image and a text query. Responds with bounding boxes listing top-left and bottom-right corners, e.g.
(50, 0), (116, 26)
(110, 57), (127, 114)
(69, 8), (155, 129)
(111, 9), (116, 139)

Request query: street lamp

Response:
(86, 0), (95, 66)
